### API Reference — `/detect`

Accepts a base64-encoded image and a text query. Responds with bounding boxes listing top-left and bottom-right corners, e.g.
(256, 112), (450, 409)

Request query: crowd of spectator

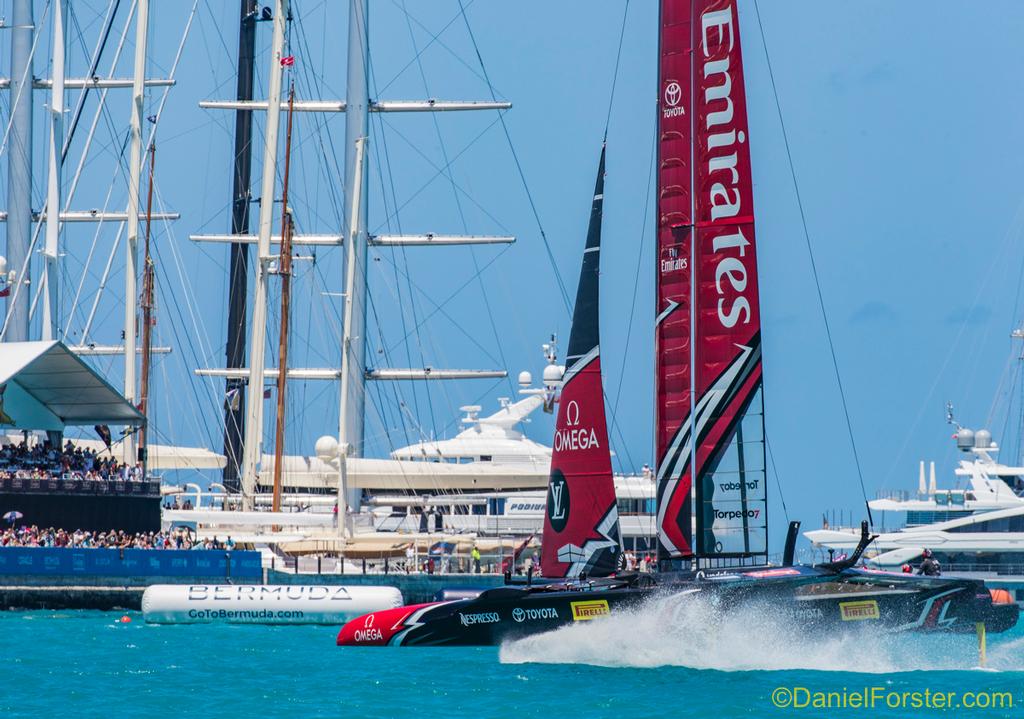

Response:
(0, 440), (143, 482)
(0, 525), (236, 551)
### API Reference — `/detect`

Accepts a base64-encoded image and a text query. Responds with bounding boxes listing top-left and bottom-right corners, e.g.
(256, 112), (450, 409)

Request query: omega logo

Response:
(566, 400), (581, 427)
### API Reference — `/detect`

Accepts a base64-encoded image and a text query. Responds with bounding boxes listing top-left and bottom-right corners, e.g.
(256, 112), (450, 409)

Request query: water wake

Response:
(500, 592), (1015, 672)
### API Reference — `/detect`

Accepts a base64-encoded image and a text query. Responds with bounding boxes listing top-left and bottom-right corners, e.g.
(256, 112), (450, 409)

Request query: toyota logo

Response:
(664, 81), (681, 107)
(512, 607), (526, 623)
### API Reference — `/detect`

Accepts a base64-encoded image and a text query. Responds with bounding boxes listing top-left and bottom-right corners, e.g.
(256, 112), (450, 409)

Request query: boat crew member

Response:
(471, 546), (481, 574)
(917, 549), (941, 576)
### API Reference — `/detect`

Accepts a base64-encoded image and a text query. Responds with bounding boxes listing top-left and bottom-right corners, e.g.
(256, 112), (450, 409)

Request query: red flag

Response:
(280, 56), (295, 67)
(0, 287), (10, 298)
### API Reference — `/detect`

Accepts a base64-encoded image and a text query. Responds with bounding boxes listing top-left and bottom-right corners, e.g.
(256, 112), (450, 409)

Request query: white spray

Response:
(500, 591), (1020, 673)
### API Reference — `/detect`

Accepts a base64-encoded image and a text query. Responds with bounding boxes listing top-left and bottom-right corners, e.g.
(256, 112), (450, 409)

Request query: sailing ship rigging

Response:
(190, 0), (514, 516)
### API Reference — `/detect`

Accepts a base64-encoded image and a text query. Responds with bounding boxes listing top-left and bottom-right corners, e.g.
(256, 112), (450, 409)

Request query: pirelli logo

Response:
(570, 599), (610, 621)
(839, 599), (880, 621)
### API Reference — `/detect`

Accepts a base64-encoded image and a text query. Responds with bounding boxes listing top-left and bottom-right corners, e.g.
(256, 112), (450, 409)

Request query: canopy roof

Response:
(0, 341), (144, 429)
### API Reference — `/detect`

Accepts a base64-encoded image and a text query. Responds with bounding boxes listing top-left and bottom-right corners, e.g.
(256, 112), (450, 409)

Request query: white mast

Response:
(341, 0), (369, 459)
(240, 0), (289, 507)
(41, 0), (66, 341)
(6, 0), (34, 342)
(123, 0), (150, 464)
(336, 136), (366, 538)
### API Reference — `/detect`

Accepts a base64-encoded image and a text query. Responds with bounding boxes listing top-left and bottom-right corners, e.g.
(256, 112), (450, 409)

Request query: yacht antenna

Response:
(946, 401), (961, 430)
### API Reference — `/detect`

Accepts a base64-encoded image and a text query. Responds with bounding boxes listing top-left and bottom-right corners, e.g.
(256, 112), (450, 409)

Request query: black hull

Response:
(337, 567), (1019, 647)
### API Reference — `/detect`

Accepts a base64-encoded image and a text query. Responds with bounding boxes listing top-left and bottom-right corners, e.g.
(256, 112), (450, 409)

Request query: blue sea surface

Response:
(1, 608), (1023, 718)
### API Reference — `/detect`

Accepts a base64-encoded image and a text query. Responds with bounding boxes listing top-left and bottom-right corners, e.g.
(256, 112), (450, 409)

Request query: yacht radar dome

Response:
(518, 371), (532, 387)
(315, 435), (339, 461)
(543, 363), (563, 387)
(956, 428), (975, 451)
(975, 429), (993, 449)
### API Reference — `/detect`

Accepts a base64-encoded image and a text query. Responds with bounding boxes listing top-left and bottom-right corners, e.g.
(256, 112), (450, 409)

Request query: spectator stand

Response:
(0, 341), (156, 532)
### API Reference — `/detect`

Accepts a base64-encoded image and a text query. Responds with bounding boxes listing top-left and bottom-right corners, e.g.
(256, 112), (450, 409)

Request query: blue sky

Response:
(8, 1), (1024, 542)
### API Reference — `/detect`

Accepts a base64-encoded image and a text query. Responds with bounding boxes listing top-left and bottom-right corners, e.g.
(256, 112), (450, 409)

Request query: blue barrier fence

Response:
(0, 548), (262, 578)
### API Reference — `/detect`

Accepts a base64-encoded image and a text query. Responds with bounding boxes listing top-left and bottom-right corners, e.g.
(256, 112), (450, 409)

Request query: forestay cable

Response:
(753, 0), (873, 526)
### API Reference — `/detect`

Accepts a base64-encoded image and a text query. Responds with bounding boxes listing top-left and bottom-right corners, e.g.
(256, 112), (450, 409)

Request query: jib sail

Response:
(541, 147), (621, 579)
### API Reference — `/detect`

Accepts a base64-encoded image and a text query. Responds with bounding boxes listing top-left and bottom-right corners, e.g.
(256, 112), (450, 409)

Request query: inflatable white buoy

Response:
(142, 584), (403, 625)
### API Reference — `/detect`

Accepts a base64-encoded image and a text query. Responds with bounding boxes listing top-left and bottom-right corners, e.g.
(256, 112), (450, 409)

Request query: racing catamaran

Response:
(337, 0), (1018, 646)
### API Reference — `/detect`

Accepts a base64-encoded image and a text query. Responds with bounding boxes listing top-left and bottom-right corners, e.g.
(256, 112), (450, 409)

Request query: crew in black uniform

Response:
(917, 548), (941, 576)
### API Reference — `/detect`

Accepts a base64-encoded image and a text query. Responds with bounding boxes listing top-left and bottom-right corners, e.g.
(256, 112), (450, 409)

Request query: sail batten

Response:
(540, 147), (621, 579)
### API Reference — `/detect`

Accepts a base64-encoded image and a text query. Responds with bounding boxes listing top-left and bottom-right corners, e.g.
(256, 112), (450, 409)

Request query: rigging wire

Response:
(380, 244), (514, 360)
(603, 0), (631, 142)
(764, 430), (790, 524)
(370, 117), (419, 446)
(589, 0), (638, 473)
(456, 0), (572, 317)
(399, 0), (514, 423)
(610, 132), (655, 473)
(378, 0), (486, 96)
(752, 0), (873, 526)
(370, 115), (509, 235)
(364, 24), (427, 448)
(61, 0), (121, 162)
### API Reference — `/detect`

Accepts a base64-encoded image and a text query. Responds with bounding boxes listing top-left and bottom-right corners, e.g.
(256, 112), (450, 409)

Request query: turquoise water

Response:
(2, 607), (1023, 718)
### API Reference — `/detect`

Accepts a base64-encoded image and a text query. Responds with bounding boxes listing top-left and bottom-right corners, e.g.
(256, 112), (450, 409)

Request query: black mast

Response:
(222, 0), (259, 492)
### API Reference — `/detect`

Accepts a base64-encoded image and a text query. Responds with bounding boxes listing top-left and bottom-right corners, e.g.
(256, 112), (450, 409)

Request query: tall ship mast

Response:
(194, 0), (514, 516)
(221, 0), (261, 495)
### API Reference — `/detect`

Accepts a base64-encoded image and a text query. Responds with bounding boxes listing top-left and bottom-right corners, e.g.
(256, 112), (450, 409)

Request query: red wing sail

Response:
(541, 147), (621, 579)
(692, 0), (767, 559)
(655, 0), (696, 560)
